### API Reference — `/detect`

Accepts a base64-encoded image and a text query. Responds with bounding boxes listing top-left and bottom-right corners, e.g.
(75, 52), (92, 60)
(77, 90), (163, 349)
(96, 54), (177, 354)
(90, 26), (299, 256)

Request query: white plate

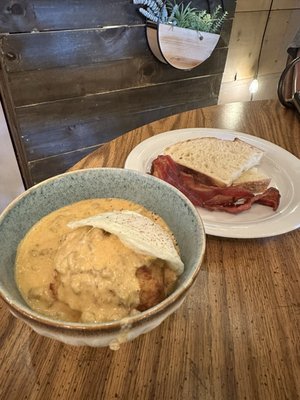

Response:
(124, 128), (300, 238)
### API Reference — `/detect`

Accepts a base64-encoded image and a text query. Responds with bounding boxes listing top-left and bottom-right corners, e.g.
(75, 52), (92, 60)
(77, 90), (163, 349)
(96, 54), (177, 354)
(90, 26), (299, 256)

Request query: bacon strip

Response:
(151, 155), (280, 214)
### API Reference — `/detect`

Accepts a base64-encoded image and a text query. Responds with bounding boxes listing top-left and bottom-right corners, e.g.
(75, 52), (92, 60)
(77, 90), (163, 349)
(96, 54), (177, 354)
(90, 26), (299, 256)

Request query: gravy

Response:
(15, 198), (174, 323)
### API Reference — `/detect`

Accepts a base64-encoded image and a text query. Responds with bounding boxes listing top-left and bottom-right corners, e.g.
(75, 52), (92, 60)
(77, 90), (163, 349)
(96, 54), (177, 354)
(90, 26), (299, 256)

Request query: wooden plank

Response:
(218, 77), (252, 104)
(0, 0), (231, 33)
(259, 9), (300, 75)
(272, 0), (300, 9)
(8, 46), (228, 107)
(28, 147), (99, 185)
(17, 74), (222, 162)
(0, 0), (140, 33)
(221, 11), (268, 82)
(27, 91), (220, 185)
(236, 0), (272, 12)
(218, 72), (280, 104)
(236, 0), (300, 12)
(1, 21), (232, 75)
(252, 72), (281, 100)
(1, 26), (147, 73)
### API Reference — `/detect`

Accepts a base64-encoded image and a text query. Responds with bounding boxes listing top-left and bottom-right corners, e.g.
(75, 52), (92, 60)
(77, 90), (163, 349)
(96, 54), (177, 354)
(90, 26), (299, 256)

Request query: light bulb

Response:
(249, 79), (258, 94)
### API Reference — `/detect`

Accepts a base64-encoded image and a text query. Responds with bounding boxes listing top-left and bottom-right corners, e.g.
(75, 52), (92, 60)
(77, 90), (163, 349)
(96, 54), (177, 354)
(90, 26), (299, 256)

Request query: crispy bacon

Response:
(151, 155), (280, 214)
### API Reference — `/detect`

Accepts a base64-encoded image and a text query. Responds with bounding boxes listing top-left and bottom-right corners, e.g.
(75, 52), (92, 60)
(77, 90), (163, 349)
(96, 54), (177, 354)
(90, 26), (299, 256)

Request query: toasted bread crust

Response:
(232, 179), (271, 193)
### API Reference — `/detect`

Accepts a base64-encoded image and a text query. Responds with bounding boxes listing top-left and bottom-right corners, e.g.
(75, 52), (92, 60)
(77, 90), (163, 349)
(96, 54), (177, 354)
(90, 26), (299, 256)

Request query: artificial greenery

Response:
(133, 0), (227, 33)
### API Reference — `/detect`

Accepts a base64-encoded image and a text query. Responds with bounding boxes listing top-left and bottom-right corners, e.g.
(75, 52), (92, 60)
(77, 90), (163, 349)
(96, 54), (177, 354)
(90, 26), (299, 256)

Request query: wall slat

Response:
(221, 11), (268, 82)
(8, 47), (228, 107)
(1, 22), (232, 74)
(27, 92), (219, 184)
(18, 74), (222, 162)
(0, 0), (232, 33)
(272, 0), (300, 9)
(259, 9), (300, 75)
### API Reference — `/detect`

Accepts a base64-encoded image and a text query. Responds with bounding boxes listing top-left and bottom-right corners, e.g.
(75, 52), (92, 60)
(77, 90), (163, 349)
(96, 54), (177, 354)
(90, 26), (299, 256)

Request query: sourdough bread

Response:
(164, 137), (264, 187)
(232, 167), (271, 193)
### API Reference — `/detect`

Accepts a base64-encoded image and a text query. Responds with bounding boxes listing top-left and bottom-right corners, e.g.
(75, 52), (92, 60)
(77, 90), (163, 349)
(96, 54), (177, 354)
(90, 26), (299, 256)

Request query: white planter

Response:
(146, 22), (220, 70)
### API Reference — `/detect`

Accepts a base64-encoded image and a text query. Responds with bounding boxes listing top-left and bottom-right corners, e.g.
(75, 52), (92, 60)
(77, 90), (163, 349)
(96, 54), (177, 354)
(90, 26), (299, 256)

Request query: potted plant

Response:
(133, 0), (228, 70)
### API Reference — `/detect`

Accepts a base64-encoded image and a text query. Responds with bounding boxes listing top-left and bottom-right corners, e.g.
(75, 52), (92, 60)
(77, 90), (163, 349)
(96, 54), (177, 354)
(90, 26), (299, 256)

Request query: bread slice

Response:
(164, 137), (264, 187)
(232, 167), (271, 193)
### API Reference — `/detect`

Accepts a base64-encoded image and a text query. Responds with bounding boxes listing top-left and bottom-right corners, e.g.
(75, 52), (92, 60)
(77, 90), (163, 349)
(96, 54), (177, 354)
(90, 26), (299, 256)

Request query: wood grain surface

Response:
(1, 100), (299, 400)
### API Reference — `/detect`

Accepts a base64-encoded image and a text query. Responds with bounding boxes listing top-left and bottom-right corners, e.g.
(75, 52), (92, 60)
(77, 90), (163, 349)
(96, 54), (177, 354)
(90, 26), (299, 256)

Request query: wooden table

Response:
(1, 100), (299, 399)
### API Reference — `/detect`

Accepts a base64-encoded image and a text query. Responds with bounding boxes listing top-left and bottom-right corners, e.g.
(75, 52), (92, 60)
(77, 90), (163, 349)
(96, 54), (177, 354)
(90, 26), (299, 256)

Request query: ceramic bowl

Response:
(0, 168), (205, 348)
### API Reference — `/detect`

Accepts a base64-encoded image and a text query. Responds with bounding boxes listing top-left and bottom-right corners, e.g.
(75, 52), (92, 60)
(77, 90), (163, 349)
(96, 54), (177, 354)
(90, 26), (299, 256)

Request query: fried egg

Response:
(68, 211), (184, 275)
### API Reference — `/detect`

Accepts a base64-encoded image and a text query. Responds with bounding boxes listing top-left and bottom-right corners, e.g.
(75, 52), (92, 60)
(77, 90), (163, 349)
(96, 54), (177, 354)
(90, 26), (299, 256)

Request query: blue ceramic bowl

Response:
(0, 168), (205, 348)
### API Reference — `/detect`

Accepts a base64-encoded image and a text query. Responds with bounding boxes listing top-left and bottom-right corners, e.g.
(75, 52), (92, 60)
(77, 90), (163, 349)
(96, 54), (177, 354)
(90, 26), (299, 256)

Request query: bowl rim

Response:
(0, 167), (206, 331)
